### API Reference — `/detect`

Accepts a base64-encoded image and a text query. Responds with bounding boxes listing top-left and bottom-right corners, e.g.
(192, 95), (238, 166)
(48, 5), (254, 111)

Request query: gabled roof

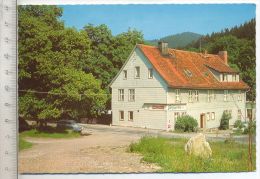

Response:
(137, 44), (249, 90)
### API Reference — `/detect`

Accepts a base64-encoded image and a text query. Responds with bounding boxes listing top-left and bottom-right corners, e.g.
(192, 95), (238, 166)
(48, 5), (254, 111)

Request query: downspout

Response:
(245, 88), (250, 122)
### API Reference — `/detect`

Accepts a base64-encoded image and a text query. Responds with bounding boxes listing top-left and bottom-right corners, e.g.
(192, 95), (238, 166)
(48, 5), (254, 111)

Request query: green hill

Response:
(146, 32), (202, 48)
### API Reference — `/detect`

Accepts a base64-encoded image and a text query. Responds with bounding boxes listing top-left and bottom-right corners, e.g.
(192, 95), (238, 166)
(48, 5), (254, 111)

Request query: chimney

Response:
(158, 41), (168, 56)
(218, 51), (228, 65)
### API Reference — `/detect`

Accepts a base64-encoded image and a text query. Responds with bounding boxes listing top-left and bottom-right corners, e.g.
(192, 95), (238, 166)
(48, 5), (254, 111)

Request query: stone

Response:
(80, 129), (89, 136)
(185, 133), (212, 158)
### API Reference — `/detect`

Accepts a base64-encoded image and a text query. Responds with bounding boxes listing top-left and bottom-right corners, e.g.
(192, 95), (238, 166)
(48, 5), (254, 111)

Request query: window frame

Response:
(176, 89), (180, 102)
(211, 112), (215, 120)
(118, 89), (124, 101)
(148, 68), (153, 79)
(128, 111), (134, 121)
(128, 89), (135, 102)
(123, 70), (127, 80)
(135, 66), (140, 79)
(224, 90), (228, 101)
(188, 90), (193, 103)
(194, 90), (199, 102)
(119, 111), (124, 121)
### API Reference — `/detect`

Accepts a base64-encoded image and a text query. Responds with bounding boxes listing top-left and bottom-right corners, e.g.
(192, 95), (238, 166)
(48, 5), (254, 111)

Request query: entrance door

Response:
(200, 113), (205, 128)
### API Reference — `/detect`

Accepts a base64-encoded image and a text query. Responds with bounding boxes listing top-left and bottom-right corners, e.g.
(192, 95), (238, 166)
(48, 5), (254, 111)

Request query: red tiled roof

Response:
(137, 44), (249, 90)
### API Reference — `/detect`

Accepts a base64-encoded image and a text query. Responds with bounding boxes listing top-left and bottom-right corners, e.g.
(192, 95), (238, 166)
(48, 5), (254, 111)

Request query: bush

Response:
(243, 120), (256, 134)
(175, 115), (198, 132)
(234, 120), (244, 129)
(219, 111), (231, 130)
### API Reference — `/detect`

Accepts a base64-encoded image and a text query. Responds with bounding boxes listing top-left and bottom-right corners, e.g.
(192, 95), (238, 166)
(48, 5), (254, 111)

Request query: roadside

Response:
(83, 124), (256, 144)
(19, 126), (160, 173)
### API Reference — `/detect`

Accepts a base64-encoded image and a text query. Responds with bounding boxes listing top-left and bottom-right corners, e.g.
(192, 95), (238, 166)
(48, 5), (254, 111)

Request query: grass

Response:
(20, 129), (81, 139)
(19, 137), (33, 151)
(19, 127), (81, 151)
(129, 136), (256, 172)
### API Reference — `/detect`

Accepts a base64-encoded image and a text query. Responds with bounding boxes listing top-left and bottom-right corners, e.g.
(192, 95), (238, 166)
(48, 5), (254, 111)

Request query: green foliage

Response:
(174, 115), (198, 132)
(234, 120), (244, 129)
(18, 5), (144, 122)
(243, 120), (256, 135)
(20, 129), (81, 139)
(129, 136), (256, 172)
(146, 32), (202, 48)
(219, 111), (232, 130)
(19, 137), (33, 151)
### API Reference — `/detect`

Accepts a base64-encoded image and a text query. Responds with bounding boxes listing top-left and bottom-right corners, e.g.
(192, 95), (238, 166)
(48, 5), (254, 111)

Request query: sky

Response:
(60, 4), (255, 40)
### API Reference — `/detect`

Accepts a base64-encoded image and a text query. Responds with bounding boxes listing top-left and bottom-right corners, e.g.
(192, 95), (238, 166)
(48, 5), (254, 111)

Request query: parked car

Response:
(56, 120), (82, 132)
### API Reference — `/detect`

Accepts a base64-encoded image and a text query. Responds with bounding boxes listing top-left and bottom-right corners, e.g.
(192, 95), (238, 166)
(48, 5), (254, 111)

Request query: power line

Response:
(18, 89), (110, 96)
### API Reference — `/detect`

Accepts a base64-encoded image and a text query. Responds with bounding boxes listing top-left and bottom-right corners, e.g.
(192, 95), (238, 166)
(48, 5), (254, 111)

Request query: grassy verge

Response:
(129, 136), (256, 172)
(19, 136), (33, 151)
(20, 129), (81, 139)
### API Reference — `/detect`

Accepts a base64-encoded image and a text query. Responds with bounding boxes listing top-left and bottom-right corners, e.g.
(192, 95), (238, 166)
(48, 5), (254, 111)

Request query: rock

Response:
(80, 129), (89, 136)
(185, 133), (212, 158)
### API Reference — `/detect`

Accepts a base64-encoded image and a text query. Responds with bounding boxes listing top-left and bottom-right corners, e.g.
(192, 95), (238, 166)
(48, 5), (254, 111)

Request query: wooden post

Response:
(248, 116), (253, 171)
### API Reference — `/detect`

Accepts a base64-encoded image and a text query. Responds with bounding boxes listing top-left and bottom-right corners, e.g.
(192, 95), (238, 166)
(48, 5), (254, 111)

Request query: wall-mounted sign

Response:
(168, 104), (186, 111)
(152, 105), (165, 110)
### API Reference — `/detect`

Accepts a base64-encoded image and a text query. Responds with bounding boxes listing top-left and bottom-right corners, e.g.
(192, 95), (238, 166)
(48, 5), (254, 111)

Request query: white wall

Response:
(167, 88), (246, 129)
(111, 48), (168, 130)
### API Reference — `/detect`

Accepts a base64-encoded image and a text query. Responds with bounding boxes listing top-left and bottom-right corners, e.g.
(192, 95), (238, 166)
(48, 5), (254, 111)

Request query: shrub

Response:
(219, 111), (231, 130)
(243, 120), (256, 134)
(175, 115), (198, 132)
(234, 120), (244, 129)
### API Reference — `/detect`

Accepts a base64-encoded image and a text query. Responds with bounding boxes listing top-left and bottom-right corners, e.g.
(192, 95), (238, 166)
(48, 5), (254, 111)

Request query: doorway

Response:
(200, 113), (205, 128)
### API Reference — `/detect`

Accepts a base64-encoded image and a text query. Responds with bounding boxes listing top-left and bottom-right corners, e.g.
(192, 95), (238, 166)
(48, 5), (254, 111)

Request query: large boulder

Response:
(185, 133), (212, 158)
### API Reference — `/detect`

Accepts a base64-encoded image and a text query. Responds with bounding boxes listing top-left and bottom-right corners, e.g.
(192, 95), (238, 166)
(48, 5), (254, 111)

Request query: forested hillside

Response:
(184, 19), (256, 101)
(18, 5), (143, 123)
(146, 32), (202, 48)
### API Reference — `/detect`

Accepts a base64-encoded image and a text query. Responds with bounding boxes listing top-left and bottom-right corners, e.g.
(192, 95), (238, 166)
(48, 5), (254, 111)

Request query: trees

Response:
(18, 6), (107, 124)
(18, 5), (144, 124)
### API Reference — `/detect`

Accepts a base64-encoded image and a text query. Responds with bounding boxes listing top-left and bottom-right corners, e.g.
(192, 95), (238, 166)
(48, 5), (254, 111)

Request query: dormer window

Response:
(223, 74), (228, 82)
(184, 69), (192, 77)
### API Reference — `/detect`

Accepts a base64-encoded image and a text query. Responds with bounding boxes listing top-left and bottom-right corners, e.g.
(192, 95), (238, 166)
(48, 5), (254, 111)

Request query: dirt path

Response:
(19, 130), (160, 173)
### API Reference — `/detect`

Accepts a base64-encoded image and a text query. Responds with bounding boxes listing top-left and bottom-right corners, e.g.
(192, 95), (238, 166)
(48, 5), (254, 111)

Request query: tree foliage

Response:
(18, 5), (144, 123)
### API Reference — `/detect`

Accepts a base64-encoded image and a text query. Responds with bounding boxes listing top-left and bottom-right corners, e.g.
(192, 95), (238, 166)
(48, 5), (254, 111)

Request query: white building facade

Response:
(109, 43), (249, 131)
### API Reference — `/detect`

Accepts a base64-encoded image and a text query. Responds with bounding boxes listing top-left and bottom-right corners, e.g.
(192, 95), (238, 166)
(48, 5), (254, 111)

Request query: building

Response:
(109, 42), (249, 131)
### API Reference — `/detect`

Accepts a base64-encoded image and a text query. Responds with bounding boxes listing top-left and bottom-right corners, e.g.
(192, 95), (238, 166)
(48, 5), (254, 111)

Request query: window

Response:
(128, 89), (135, 102)
(238, 90), (242, 101)
(118, 89), (124, 101)
(119, 111), (124, 121)
(224, 90), (228, 101)
(148, 68), (153, 79)
(223, 74), (228, 82)
(232, 74), (236, 82)
(176, 89), (180, 102)
(194, 90), (199, 102)
(174, 112), (180, 122)
(128, 111), (133, 121)
(211, 112), (215, 120)
(237, 109), (242, 120)
(181, 112), (187, 116)
(188, 90), (193, 102)
(207, 90), (213, 102)
(184, 69), (193, 77)
(135, 66), (140, 78)
(123, 70), (127, 79)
